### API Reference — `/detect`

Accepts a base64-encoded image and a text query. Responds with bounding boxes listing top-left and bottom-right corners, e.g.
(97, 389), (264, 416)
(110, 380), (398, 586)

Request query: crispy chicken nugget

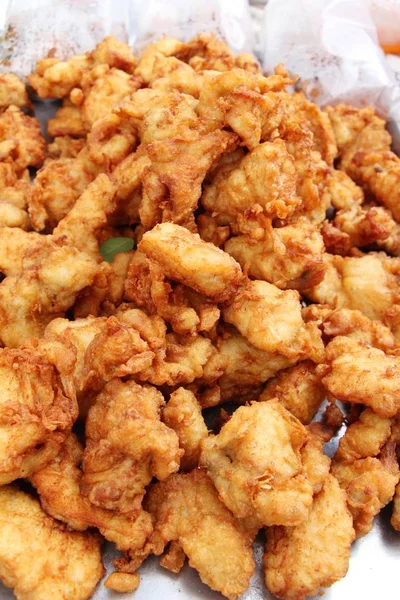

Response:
(222, 280), (323, 359)
(163, 387), (208, 471)
(332, 444), (399, 537)
(200, 400), (315, 526)
(202, 139), (300, 223)
(81, 379), (182, 518)
(0, 345), (77, 485)
(0, 228), (42, 276)
(123, 469), (256, 600)
(0, 106), (46, 174)
(139, 222), (243, 302)
(31, 434), (153, 553)
(0, 74), (30, 112)
(305, 252), (400, 323)
(259, 361), (325, 425)
(319, 336), (400, 418)
(216, 324), (324, 402)
(225, 217), (325, 290)
(0, 238), (107, 347)
(335, 408), (392, 463)
(0, 485), (104, 600)
(263, 474), (355, 600)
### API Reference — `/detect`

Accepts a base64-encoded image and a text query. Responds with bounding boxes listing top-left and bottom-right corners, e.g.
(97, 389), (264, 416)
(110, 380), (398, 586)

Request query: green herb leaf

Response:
(100, 237), (134, 262)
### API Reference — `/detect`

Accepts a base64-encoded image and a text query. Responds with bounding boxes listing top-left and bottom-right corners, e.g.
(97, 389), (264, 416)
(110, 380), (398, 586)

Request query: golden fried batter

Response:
(201, 400), (315, 526)
(202, 139), (300, 224)
(0, 345), (77, 485)
(332, 443), (399, 537)
(139, 223), (243, 302)
(122, 469), (256, 600)
(225, 217), (325, 290)
(31, 434), (153, 554)
(319, 336), (400, 418)
(259, 361), (325, 424)
(0, 74), (30, 112)
(81, 379), (182, 518)
(163, 387), (208, 471)
(305, 252), (400, 322)
(0, 106), (46, 174)
(263, 474), (355, 600)
(222, 280), (323, 359)
(0, 486), (104, 600)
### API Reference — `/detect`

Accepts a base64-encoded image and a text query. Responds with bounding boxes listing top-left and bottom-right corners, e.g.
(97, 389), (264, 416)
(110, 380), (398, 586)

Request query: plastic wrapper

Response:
(128, 0), (254, 54)
(0, 0), (254, 77)
(262, 0), (400, 150)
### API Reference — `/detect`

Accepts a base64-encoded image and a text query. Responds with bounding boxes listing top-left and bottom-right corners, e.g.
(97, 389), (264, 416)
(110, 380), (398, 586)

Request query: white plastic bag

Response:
(129, 0), (254, 54)
(0, 0), (255, 77)
(262, 0), (400, 149)
(0, 0), (130, 77)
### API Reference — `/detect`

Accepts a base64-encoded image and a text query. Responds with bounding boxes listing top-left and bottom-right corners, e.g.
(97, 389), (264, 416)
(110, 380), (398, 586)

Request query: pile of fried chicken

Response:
(0, 32), (399, 600)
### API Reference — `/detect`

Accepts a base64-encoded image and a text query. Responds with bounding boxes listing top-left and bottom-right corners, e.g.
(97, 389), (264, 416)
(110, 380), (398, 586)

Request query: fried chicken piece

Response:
(332, 443), (399, 537)
(29, 36), (137, 100)
(139, 331), (215, 387)
(47, 99), (88, 138)
(327, 104), (400, 221)
(305, 252), (400, 322)
(197, 214), (230, 247)
(124, 251), (220, 335)
(80, 66), (142, 129)
(31, 434), (153, 556)
(0, 106), (46, 174)
(0, 237), (107, 347)
(163, 387), (208, 471)
(29, 54), (92, 99)
(111, 102), (237, 228)
(141, 130), (238, 229)
(121, 469), (255, 600)
(0, 227), (42, 275)
(29, 149), (99, 231)
(216, 324), (324, 402)
(0, 183), (31, 230)
(86, 111), (137, 171)
(202, 140), (300, 224)
(336, 409), (392, 463)
(81, 379), (181, 518)
(222, 280), (323, 359)
(91, 36), (137, 73)
(0, 485), (104, 600)
(330, 203), (398, 253)
(320, 307), (396, 352)
(392, 483), (400, 531)
(139, 223), (243, 302)
(181, 34), (238, 72)
(135, 38), (188, 83)
(322, 168), (364, 210)
(196, 69), (286, 150)
(0, 344), (77, 485)
(47, 136), (87, 159)
(263, 474), (355, 600)
(201, 400), (315, 526)
(43, 309), (162, 397)
(0, 73), (30, 112)
(259, 361), (325, 425)
(53, 173), (115, 260)
(289, 93), (337, 165)
(318, 336), (400, 418)
(225, 217), (325, 290)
